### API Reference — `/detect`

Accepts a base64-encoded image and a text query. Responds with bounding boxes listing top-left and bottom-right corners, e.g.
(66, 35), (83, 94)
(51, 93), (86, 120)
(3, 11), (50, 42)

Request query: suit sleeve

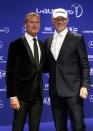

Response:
(77, 35), (90, 89)
(6, 43), (19, 98)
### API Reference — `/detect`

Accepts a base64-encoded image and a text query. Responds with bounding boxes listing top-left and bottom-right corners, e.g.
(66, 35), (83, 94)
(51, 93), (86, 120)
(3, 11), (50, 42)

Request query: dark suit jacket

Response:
(6, 36), (44, 101)
(44, 31), (90, 97)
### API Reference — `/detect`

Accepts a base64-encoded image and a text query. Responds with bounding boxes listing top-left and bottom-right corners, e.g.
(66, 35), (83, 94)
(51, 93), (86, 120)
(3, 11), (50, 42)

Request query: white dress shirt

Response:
(25, 32), (41, 62)
(51, 28), (68, 60)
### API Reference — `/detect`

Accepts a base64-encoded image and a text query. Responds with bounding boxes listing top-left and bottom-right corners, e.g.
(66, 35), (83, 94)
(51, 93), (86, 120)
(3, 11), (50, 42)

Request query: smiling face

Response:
(25, 13), (40, 37)
(52, 16), (68, 33)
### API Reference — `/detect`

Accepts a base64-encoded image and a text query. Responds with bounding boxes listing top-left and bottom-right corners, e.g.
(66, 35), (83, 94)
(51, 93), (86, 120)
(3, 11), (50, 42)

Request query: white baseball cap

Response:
(52, 8), (68, 19)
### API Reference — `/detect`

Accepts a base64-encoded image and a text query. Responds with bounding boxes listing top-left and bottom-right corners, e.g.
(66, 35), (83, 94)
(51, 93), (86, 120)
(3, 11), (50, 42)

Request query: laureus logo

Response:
(36, 8), (53, 14)
(71, 4), (83, 18)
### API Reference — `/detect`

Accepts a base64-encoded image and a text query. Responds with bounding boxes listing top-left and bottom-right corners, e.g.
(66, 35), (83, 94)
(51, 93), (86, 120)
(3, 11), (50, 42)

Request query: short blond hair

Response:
(25, 12), (40, 23)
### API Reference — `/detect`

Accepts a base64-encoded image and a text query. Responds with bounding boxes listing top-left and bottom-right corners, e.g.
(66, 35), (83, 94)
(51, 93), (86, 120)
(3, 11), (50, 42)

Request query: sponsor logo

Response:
(88, 55), (93, 61)
(36, 8), (53, 14)
(0, 41), (3, 49)
(44, 83), (49, 91)
(0, 88), (6, 92)
(89, 94), (93, 102)
(0, 27), (9, 34)
(70, 4), (83, 18)
(0, 70), (6, 79)
(69, 26), (78, 32)
(90, 68), (93, 76)
(43, 97), (51, 106)
(41, 27), (54, 34)
(82, 30), (93, 34)
(90, 84), (93, 88)
(45, 73), (49, 78)
(0, 99), (4, 109)
(22, 26), (26, 33)
(36, 4), (83, 18)
(88, 41), (93, 48)
(0, 56), (6, 63)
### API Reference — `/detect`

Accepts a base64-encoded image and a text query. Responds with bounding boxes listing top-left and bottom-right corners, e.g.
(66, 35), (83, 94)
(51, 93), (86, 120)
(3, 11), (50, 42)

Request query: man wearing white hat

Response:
(44, 8), (90, 131)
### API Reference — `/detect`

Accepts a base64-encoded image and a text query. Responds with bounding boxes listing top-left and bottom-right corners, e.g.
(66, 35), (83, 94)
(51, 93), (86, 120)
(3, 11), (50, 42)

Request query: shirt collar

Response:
(54, 27), (68, 37)
(25, 32), (37, 42)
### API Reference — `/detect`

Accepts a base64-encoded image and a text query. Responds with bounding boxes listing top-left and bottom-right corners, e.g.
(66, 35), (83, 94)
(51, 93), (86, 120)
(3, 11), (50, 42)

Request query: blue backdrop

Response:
(0, 0), (93, 126)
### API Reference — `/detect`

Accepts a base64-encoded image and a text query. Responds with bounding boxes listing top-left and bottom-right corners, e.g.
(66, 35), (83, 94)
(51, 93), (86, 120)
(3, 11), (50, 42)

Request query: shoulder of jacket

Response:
(69, 31), (82, 38)
(9, 37), (23, 47)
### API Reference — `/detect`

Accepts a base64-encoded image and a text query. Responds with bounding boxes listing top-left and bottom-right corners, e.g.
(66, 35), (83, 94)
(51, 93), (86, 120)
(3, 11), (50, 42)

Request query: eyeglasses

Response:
(54, 18), (67, 22)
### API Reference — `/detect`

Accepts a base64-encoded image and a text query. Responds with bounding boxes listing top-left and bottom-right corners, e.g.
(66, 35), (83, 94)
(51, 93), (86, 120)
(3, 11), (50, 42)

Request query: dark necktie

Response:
(33, 38), (39, 66)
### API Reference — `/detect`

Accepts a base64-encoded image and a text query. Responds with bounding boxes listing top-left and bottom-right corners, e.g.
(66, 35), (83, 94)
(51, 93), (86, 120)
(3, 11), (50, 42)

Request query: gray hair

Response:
(25, 12), (40, 23)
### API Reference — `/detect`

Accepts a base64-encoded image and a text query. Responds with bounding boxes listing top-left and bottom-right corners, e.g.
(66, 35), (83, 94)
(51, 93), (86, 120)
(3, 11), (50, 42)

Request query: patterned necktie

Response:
(33, 38), (39, 66)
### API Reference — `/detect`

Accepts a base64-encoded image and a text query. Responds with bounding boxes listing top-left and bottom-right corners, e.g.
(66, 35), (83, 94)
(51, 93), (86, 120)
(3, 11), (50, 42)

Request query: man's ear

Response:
(67, 18), (69, 24)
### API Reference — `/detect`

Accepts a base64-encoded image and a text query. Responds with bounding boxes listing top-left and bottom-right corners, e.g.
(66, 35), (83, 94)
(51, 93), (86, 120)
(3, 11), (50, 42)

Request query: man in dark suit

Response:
(44, 8), (90, 131)
(6, 12), (44, 131)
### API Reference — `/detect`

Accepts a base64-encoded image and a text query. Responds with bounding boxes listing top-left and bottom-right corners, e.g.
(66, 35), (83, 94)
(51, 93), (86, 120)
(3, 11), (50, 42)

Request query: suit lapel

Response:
(38, 39), (42, 65)
(22, 36), (35, 64)
(47, 36), (56, 61)
(48, 36), (53, 49)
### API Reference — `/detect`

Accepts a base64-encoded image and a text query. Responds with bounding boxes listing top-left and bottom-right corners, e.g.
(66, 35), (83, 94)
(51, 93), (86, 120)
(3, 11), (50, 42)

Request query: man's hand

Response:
(80, 87), (88, 99)
(10, 97), (20, 110)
